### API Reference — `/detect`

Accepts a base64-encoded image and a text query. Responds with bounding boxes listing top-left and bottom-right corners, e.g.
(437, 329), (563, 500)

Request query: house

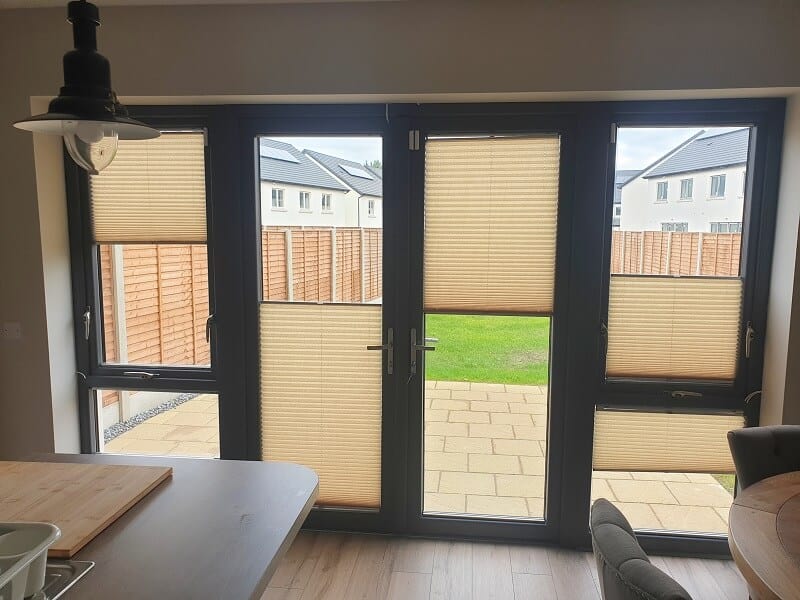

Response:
(259, 138), (352, 226)
(305, 150), (383, 227)
(619, 129), (749, 232)
(259, 138), (384, 227)
(2, 1), (800, 597)
(612, 169), (638, 227)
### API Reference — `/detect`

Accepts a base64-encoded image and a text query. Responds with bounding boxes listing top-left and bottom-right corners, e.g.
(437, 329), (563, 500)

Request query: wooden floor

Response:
(263, 531), (748, 600)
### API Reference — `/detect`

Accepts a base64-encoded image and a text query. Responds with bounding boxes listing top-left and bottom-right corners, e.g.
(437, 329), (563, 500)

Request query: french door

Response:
(404, 114), (574, 541)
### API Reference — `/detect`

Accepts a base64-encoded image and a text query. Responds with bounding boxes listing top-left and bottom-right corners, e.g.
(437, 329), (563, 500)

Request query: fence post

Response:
(665, 231), (673, 275)
(696, 233), (704, 275)
(285, 229), (294, 302)
(638, 233), (645, 274)
(360, 228), (367, 302)
(331, 228), (337, 302)
(619, 231), (626, 273)
(111, 245), (131, 421)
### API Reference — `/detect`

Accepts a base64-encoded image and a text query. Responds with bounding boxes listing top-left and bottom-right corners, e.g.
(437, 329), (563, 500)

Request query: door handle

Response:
(366, 327), (393, 375)
(409, 328), (436, 377)
(205, 314), (215, 343)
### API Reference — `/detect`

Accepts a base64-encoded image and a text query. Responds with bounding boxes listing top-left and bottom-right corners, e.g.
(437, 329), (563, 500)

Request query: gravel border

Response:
(104, 392), (198, 443)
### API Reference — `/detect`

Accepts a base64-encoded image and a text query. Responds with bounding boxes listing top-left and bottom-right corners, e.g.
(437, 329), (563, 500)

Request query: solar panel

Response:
(340, 163), (374, 180)
(260, 144), (300, 163)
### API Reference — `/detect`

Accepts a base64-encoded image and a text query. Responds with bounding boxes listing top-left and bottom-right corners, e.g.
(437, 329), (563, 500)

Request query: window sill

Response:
(678, 198), (693, 202)
(271, 207), (287, 212)
(299, 209), (312, 213)
(708, 196), (725, 201)
(321, 210), (334, 214)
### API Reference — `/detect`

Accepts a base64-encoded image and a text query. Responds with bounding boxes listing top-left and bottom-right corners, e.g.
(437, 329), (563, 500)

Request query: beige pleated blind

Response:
(424, 135), (560, 314)
(606, 276), (743, 381)
(89, 132), (207, 243)
(593, 410), (743, 473)
(259, 303), (382, 508)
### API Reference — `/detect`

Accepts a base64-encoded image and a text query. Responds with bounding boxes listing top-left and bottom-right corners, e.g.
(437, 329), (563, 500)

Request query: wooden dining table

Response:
(728, 471), (800, 600)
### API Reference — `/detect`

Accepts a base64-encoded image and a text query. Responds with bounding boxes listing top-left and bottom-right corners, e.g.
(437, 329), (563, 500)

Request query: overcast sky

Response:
(270, 127), (745, 171)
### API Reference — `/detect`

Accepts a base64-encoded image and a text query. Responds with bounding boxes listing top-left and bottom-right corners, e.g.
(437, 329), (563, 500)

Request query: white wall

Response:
(358, 196), (383, 229)
(260, 182), (354, 227)
(620, 166), (746, 231)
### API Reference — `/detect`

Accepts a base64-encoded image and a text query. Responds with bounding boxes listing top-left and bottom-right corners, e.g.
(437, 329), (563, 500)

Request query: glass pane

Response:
(99, 243), (210, 367)
(423, 314), (550, 520)
(98, 390), (219, 458)
(608, 127), (750, 383)
(257, 136), (384, 510)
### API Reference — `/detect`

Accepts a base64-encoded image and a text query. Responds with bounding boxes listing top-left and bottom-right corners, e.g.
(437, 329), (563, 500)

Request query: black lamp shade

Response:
(13, 0), (159, 141)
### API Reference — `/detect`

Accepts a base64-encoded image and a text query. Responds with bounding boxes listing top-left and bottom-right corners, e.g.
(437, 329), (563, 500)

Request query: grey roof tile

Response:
(259, 138), (349, 191)
(304, 150), (383, 197)
(644, 128), (749, 179)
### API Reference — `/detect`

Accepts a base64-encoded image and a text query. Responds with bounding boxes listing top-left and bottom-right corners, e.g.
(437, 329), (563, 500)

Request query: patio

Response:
(103, 383), (732, 534)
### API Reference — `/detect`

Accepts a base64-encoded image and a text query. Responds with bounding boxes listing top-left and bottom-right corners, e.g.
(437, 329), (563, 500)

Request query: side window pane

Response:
(609, 127), (750, 382)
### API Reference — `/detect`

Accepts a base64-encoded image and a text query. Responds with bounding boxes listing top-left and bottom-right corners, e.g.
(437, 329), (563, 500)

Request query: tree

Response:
(364, 159), (382, 169)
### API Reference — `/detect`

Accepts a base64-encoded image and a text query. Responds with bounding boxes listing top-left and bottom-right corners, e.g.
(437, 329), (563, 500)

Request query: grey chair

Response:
(727, 425), (800, 490)
(590, 498), (692, 600)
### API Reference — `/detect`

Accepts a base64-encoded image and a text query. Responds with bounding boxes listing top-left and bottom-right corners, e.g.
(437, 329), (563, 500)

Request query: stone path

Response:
(103, 383), (732, 534)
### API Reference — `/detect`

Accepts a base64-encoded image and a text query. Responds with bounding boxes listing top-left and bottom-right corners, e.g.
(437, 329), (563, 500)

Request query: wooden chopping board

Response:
(0, 461), (172, 558)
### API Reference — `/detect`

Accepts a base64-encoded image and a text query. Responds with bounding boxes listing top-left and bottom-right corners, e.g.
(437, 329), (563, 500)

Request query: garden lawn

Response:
(424, 314), (550, 385)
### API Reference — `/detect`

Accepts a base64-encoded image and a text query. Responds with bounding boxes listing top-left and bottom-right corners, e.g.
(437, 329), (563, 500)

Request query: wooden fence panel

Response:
(124, 245), (162, 365)
(191, 245), (211, 365)
(336, 228), (362, 302)
(611, 231), (741, 276)
(100, 245), (118, 407)
(262, 229), (288, 300)
(363, 229), (382, 301)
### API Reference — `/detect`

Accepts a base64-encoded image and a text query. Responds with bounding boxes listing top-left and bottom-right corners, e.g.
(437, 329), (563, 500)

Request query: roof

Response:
(304, 150), (383, 198)
(644, 128), (750, 179)
(259, 139), (349, 191)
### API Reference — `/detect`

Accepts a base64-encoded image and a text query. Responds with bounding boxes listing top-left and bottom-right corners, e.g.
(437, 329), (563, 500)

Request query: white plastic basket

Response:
(0, 523), (61, 600)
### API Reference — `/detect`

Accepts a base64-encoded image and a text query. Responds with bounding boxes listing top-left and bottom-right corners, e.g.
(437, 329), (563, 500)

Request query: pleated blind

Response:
(259, 303), (382, 508)
(606, 276), (743, 381)
(593, 410), (743, 473)
(424, 135), (560, 314)
(89, 132), (207, 243)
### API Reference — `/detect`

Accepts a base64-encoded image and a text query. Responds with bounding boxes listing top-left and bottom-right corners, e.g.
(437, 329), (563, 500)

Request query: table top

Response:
(34, 453), (318, 600)
(729, 471), (800, 600)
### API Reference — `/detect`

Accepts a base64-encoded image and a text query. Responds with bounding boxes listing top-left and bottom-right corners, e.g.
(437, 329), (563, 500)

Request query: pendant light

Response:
(13, 0), (159, 174)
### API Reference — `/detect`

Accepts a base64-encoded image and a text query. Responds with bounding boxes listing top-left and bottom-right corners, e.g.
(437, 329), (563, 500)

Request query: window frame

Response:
(367, 198), (376, 217)
(599, 102), (783, 418)
(656, 180), (669, 201)
(710, 173), (727, 199)
(64, 106), (252, 459)
(679, 177), (693, 200)
(321, 192), (332, 212)
(271, 187), (285, 209)
(298, 190), (311, 211)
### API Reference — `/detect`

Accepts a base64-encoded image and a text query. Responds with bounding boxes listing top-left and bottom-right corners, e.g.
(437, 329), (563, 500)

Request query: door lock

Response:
(409, 328), (436, 378)
(366, 327), (394, 375)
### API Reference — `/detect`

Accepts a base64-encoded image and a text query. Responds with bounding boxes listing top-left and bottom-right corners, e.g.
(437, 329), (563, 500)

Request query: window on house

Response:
(368, 199), (376, 217)
(299, 191), (311, 211)
(614, 205), (622, 217)
(741, 171), (747, 197)
(271, 188), (284, 209)
(680, 178), (693, 200)
(661, 222), (689, 232)
(711, 222), (742, 234)
(321, 193), (332, 212)
(710, 174), (726, 198)
(656, 181), (668, 201)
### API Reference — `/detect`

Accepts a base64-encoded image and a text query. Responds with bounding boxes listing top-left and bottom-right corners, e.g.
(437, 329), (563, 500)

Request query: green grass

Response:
(713, 474), (736, 495)
(424, 314), (550, 385)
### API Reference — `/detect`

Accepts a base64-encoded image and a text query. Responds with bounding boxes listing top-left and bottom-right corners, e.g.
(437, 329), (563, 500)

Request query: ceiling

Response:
(0, 0), (394, 8)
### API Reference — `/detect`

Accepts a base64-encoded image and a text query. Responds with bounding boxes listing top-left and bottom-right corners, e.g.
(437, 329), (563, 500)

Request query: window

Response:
(661, 222), (688, 232)
(656, 181), (668, 201)
(741, 171), (747, 197)
(271, 188), (284, 209)
(614, 205), (622, 217)
(711, 222), (742, 233)
(679, 178), (693, 200)
(321, 193), (332, 212)
(368, 198), (376, 217)
(710, 174), (726, 198)
(299, 191), (311, 211)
